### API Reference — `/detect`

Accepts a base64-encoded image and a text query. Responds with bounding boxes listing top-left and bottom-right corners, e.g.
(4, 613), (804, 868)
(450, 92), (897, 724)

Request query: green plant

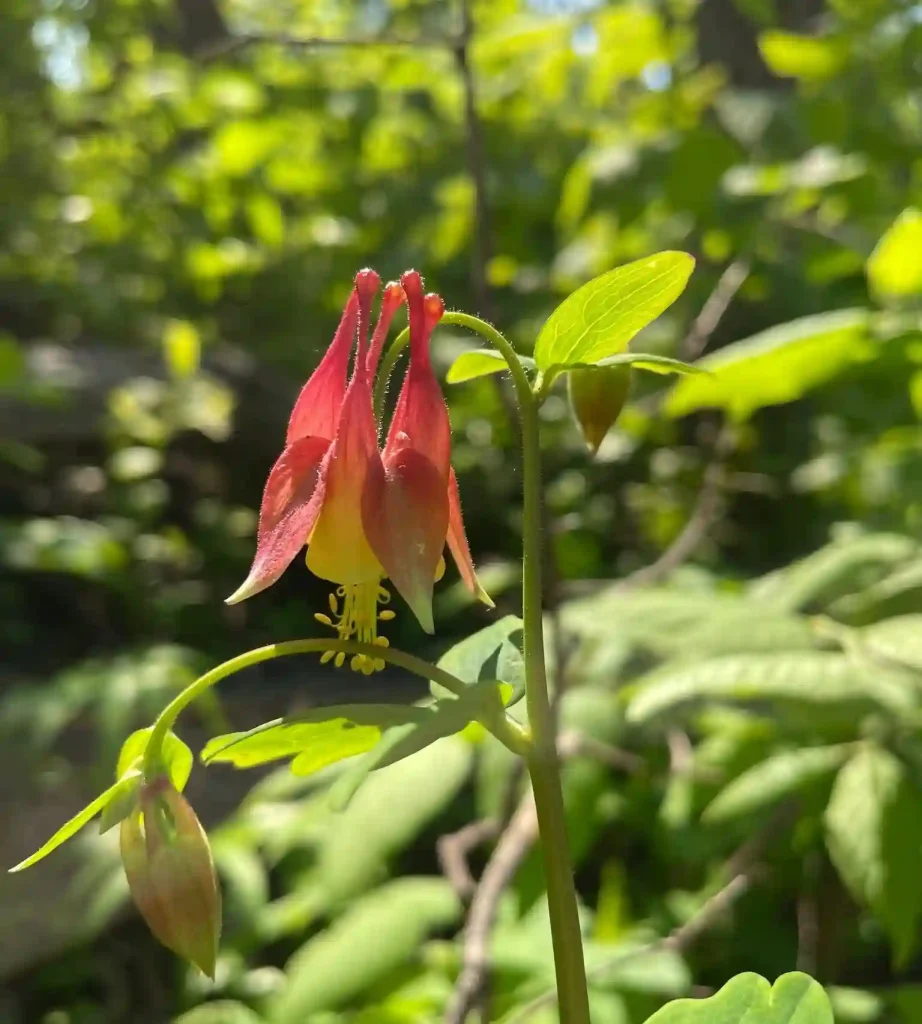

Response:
(9, 256), (839, 1023)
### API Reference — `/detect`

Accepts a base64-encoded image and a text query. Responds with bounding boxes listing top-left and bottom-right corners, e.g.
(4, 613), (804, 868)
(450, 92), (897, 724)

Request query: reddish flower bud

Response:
(120, 778), (221, 977)
(567, 365), (632, 454)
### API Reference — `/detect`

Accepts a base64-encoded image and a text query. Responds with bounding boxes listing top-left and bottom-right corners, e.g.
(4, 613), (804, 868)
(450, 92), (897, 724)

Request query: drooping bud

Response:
(120, 777), (221, 977)
(567, 365), (632, 454)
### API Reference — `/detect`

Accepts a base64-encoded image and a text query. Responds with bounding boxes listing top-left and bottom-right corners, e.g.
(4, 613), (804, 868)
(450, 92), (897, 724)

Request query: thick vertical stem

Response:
(520, 392), (591, 1024)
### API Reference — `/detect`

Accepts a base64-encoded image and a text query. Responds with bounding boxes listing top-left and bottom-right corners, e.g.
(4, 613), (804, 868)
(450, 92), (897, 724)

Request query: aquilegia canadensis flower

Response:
(226, 269), (492, 672)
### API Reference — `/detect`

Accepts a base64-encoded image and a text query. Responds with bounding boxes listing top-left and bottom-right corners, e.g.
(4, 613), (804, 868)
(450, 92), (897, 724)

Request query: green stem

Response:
(143, 638), (527, 776)
(520, 390), (591, 1023)
(373, 311), (532, 419)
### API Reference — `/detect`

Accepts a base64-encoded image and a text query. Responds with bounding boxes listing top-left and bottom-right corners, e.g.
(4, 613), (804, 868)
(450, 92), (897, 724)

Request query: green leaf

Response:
(272, 878), (461, 1021)
(759, 30), (848, 82)
(434, 614), (524, 700)
(446, 348), (535, 383)
(329, 681), (510, 810)
(825, 745), (922, 967)
(577, 353), (705, 376)
(749, 533), (917, 613)
(163, 319), (201, 380)
(642, 971), (833, 1023)
(665, 309), (873, 421)
(258, 738), (472, 938)
(9, 771), (141, 871)
(117, 727), (193, 789)
(703, 745), (852, 823)
(200, 705), (428, 772)
(627, 652), (912, 724)
(860, 615), (922, 672)
(173, 1003), (264, 1024)
(867, 209), (922, 299)
(534, 252), (695, 370)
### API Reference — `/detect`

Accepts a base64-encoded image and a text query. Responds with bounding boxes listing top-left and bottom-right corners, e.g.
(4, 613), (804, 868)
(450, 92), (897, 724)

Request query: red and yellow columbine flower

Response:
(226, 268), (492, 672)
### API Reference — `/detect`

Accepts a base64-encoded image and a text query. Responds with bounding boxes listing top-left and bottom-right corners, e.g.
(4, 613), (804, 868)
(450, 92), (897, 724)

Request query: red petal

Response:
(385, 274), (450, 479)
(367, 281), (406, 374)
(363, 446), (448, 633)
(286, 291), (358, 444)
(447, 467), (494, 607)
(226, 435), (330, 604)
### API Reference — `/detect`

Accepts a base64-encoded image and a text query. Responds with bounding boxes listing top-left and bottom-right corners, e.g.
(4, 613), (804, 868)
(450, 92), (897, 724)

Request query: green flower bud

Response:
(120, 777), (221, 977)
(567, 364), (632, 454)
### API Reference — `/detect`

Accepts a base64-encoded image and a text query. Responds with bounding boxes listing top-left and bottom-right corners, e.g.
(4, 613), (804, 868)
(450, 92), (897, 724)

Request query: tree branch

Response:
(445, 792), (539, 1024)
(454, 0), (493, 320)
(196, 30), (457, 63)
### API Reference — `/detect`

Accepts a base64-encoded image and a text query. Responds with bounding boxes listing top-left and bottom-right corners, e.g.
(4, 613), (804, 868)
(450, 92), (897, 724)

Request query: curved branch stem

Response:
(144, 638), (528, 776)
(372, 312), (532, 421)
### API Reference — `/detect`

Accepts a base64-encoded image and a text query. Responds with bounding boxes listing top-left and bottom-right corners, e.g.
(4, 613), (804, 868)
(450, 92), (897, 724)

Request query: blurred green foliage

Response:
(4, 0), (922, 1021)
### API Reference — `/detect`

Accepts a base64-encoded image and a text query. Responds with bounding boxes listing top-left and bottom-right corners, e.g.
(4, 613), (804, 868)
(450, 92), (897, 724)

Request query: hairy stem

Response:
(373, 311), (531, 419)
(520, 390), (591, 1023)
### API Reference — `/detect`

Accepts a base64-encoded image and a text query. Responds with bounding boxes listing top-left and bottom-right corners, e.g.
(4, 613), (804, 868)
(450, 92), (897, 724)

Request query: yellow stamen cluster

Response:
(315, 580), (395, 674)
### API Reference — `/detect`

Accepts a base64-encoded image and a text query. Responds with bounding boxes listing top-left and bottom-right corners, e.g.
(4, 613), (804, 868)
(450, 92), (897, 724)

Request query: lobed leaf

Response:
(642, 971), (833, 1023)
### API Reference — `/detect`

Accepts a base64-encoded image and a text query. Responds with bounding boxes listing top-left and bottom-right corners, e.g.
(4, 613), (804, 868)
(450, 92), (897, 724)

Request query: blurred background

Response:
(3, 0), (922, 1021)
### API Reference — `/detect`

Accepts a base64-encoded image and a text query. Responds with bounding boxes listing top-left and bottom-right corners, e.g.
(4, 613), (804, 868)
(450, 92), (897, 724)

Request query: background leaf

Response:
(664, 310), (873, 421)
(825, 745), (922, 966)
(642, 971), (833, 1023)
(271, 878), (461, 1021)
(867, 209), (922, 299)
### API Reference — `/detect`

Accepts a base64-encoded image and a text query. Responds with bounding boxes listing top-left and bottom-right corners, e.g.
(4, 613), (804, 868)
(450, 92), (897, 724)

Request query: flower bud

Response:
(120, 777), (221, 977)
(567, 364), (632, 454)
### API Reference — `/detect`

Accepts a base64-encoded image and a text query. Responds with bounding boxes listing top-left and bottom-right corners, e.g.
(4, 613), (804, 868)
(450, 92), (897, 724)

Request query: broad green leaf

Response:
(534, 252), (695, 370)
(703, 745), (852, 823)
(173, 1003), (264, 1024)
(435, 614), (525, 701)
(642, 971), (833, 1023)
(867, 209), (922, 299)
(860, 615), (922, 672)
(272, 878), (460, 1021)
(749, 533), (917, 613)
(627, 652), (912, 724)
(825, 745), (922, 966)
(562, 587), (815, 658)
(830, 559), (922, 625)
(665, 309), (873, 421)
(163, 319), (201, 380)
(200, 705), (428, 772)
(446, 348), (535, 383)
(117, 727), (193, 789)
(759, 30), (848, 82)
(259, 738), (472, 938)
(10, 771), (141, 871)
